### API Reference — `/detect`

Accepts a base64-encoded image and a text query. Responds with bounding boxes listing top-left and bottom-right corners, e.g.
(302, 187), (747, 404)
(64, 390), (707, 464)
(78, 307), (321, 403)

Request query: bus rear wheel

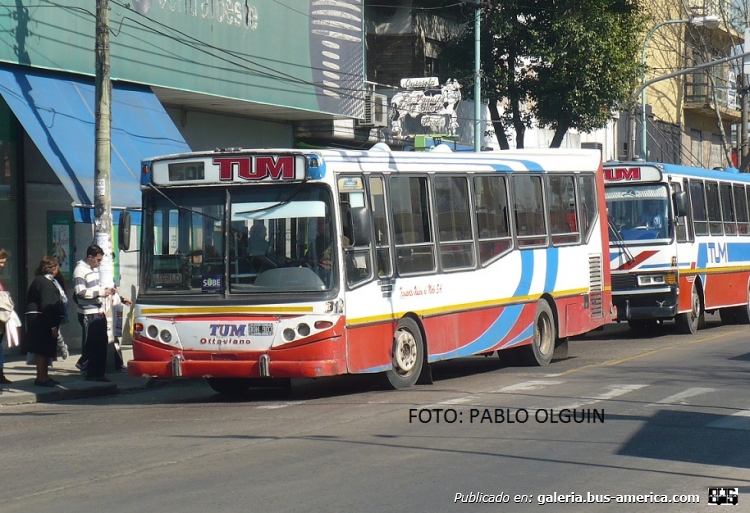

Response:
(675, 283), (702, 334)
(386, 317), (424, 390)
(206, 377), (253, 396)
(517, 300), (556, 366)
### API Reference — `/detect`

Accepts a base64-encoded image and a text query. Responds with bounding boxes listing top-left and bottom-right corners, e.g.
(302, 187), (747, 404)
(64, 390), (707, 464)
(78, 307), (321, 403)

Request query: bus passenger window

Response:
(548, 175), (579, 245)
(369, 176), (392, 277)
(738, 185), (750, 236)
(705, 182), (723, 235)
(473, 175), (512, 265)
(390, 175), (435, 275)
(512, 174), (547, 247)
(720, 183), (737, 235)
(435, 176), (475, 270)
(689, 180), (708, 236)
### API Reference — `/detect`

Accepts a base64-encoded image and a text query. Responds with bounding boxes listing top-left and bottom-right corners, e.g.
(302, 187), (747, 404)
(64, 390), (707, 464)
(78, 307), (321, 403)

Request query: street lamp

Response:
(640, 15), (721, 160)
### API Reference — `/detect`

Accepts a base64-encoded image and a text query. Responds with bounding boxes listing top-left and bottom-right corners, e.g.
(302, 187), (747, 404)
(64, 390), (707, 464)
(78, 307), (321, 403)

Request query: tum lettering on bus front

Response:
(209, 324), (247, 337)
(213, 156), (296, 181)
(604, 167), (641, 181)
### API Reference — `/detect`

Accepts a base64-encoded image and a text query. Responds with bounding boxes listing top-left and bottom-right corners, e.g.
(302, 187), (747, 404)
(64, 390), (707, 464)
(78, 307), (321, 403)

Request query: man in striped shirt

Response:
(73, 244), (114, 382)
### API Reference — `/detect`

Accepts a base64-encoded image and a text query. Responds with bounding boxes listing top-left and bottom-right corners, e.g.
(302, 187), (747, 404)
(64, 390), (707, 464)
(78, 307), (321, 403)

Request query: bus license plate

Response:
(247, 323), (274, 336)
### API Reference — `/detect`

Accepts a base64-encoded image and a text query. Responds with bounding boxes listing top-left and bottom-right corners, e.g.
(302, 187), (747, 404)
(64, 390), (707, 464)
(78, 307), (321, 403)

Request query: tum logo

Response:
(604, 167), (641, 181)
(708, 242), (728, 263)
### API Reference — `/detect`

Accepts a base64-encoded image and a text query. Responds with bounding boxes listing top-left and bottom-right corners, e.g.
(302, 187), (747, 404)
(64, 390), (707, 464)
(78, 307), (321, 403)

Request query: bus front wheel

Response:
(675, 283), (702, 334)
(206, 377), (253, 396)
(518, 300), (556, 366)
(386, 317), (424, 390)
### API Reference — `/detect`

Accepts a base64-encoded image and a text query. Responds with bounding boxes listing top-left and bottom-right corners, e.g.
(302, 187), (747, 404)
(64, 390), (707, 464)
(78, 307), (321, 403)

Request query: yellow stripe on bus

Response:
(347, 287), (597, 326)
(681, 265), (750, 275)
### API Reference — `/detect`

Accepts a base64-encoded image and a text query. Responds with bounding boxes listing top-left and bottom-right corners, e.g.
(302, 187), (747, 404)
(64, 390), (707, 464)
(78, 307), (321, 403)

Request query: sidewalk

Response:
(0, 346), (153, 406)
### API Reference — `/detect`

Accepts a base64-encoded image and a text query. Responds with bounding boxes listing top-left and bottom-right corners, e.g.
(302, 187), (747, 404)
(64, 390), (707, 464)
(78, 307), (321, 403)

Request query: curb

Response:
(0, 382), (119, 406)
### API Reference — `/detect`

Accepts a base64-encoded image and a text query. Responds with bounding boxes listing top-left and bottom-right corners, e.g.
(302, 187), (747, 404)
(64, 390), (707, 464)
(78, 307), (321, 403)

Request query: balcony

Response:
(684, 72), (741, 122)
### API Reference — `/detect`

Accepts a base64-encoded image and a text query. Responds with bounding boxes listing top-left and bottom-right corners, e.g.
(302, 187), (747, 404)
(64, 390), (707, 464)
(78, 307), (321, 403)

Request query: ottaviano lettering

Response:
(605, 167), (641, 181)
(213, 156), (296, 181)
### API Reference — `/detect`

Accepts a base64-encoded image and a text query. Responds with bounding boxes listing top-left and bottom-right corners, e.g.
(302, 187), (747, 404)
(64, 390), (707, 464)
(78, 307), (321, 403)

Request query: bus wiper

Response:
(608, 219), (634, 264)
(146, 183), (221, 221)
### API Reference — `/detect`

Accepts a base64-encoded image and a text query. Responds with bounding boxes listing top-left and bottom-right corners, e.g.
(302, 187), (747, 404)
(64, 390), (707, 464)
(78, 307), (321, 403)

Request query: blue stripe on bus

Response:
(514, 250), (534, 297)
(697, 244), (708, 268)
(501, 323), (534, 348)
(544, 247), (558, 292)
(728, 242), (750, 261)
(430, 304), (525, 361)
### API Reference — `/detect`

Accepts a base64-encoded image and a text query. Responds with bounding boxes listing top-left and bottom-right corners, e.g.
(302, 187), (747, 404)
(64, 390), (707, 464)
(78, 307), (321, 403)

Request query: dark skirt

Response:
(25, 312), (57, 358)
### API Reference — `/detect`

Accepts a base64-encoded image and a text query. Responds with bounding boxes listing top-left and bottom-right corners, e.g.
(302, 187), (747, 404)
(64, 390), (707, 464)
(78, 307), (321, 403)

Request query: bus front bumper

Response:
(127, 337), (347, 379)
(613, 288), (678, 321)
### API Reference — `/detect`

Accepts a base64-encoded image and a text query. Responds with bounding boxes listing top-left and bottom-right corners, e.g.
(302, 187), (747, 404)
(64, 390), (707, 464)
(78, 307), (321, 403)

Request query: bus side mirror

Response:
(350, 207), (372, 247)
(118, 210), (131, 251)
(673, 191), (689, 217)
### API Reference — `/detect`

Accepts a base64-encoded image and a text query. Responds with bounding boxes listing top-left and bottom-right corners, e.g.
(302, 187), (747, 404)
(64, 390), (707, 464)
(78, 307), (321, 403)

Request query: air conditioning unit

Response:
(358, 92), (388, 128)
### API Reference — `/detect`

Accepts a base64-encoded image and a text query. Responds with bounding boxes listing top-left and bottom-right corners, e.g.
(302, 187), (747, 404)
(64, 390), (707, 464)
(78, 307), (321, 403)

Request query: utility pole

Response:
(742, 29), (750, 171)
(473, 0), (481, 152)
(94, 0), (114, 289)
(741, 72), (748, 170)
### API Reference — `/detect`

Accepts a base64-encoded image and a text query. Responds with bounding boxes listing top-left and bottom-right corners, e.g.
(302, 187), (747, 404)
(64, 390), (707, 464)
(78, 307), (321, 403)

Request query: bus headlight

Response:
(637, 272), (677, 286)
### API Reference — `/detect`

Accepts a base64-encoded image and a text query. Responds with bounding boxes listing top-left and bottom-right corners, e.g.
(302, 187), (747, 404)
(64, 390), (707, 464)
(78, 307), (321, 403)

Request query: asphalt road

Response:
(1, 314), (748, 513)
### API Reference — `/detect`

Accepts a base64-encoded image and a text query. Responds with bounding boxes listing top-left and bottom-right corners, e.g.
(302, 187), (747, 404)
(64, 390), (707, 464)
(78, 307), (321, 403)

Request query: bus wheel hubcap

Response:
(395, 331), (417, 373)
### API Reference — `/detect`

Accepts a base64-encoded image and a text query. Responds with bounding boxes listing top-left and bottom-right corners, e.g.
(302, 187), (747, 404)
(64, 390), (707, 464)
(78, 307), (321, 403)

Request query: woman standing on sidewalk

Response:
(25, 256), (67, 387)
(0, 249), (15, 384)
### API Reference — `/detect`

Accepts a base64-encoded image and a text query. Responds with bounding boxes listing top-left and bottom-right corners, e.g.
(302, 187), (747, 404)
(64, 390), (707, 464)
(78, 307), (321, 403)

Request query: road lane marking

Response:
(645, 387), (715, 408)
(491, 380), (564, 393)
(707, 409), (750, 431)
(553, 383), (648, 410)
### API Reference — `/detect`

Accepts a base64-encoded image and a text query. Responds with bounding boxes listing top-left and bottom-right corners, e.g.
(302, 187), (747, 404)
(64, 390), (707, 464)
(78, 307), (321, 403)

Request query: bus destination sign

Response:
(152, 154), (308, 185)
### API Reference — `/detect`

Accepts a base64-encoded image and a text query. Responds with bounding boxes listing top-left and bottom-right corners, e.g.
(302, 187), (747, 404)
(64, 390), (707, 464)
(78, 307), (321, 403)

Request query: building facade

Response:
(0, 0), (367, 352)
(624, 0), (742, 167)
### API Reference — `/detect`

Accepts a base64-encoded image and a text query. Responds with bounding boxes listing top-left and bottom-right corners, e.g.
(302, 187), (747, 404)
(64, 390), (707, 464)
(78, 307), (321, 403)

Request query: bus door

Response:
(336, 174), (397, 373)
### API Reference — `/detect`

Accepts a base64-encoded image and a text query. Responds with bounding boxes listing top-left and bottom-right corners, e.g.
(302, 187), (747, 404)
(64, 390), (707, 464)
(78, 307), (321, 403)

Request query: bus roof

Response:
(144, 146), (603, 183)
(604, 160), (750, 183)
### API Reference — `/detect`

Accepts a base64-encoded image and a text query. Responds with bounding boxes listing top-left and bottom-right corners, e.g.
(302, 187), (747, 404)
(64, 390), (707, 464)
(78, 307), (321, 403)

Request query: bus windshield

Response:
(605, 184), (670, 242)
(142, 184), (335, 295)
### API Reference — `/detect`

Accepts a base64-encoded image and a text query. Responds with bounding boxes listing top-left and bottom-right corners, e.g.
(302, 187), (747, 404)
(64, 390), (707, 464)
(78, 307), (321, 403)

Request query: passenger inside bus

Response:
(248, 220), (270, 256)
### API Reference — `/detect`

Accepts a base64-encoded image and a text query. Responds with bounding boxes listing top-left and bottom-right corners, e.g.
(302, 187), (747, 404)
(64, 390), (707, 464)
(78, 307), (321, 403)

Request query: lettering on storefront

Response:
(146, 0), (259, 30)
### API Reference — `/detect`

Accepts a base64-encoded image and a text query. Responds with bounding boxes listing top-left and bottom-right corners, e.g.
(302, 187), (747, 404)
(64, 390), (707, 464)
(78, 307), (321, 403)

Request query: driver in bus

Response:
(641, 201), (663, 230)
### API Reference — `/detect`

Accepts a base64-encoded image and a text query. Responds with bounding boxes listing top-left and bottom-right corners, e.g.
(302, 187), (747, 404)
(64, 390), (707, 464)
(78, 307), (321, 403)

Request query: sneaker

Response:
(84, 375), (111, 383)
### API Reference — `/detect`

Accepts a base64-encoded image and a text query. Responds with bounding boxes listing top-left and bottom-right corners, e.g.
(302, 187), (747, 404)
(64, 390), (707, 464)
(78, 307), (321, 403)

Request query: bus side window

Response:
(671, 182), (688, 242)
(720, 182), (737, 235)
(577, 174), (597, 243)
(689, 180), (708, 236)
(512, 174), (547, 247)
(369, 175), (392, 277)
(434, 175), (475, 271)
(390, 175), (435, 275)
(473, 175), (512, 265)
(705, 181), (723, 235)
(548, 175), (579, 245)
(734, 185), (749, 235)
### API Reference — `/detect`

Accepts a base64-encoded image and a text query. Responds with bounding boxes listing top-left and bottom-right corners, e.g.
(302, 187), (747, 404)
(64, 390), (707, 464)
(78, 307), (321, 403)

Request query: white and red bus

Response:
(123, 145), (613, 394)
(604, 161), (750, 333)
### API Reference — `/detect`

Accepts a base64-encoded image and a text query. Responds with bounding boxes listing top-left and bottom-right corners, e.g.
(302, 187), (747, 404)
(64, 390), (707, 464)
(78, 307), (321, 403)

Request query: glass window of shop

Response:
(0, 99), (20, 305)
